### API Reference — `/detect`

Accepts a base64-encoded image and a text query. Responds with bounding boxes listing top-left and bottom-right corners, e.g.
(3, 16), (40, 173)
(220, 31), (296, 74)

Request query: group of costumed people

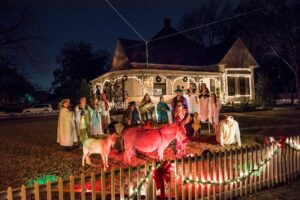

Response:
(57, 82), (241, 150)
(122, 83), (221, 133)
(57, 94), (111, 150)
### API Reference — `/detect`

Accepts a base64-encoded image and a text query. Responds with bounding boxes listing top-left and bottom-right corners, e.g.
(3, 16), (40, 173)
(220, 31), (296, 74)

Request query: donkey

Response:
(123, 123), (187, 165)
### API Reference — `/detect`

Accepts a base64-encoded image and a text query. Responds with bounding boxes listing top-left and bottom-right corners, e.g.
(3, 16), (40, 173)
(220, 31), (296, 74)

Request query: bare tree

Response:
(0, 0), (41, 68)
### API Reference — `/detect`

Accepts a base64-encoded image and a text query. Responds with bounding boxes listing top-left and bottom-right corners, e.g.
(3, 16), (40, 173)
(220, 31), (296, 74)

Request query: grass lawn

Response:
(0, 109), (299, 197)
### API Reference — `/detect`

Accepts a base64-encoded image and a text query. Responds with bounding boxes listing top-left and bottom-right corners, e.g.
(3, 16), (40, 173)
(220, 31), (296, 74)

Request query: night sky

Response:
(21, 0), (211, 90)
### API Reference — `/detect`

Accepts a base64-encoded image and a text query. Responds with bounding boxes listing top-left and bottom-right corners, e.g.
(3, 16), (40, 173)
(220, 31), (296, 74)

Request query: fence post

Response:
(254, 146), (258, 193)
(200, 155), (204, 200)
(188, 156), (193, 200)
(195, 156), (199, 200)
(128, 166), (133, 198)
(80, 173), (86, 200)
(91, 172), (96, 200)
(58, 177), (63, 200)
(120, 167), (124, 200)
(136, 166), (140, 200)
(239, 147), (243, 197)
(212, 153), (216, 200)
(45, 181), (52, 200)
(152, 161), (157, 200)
(69, 176), (75, 200)
(168, 159), (172, 200)
(101, 170), (106, 200)
(175, 159), (179, 200)
(21, 184), (26, 200)
(7, 187), (13, 200)
(208, 152), (211, 200)
(274, 143), (279, 185)
(234, 148), (238, 197)
(34, 183), (40, 200)
(181, 158), (186, 200)
(258, 145), (262, 190)
(269, 145), (274, 188)
(262, 145), (267, 188)
(224, 150), (228, 199)
(249, 146), (253, 194)
(111, 168), (115, 200)
(218, 151), (223, 200)
(293, 136), (297, 180)
(229, 148), (233, 199)
(244, 147), (249, 195)
(282, 144), (287, 183)
(297, 135), (300, 175)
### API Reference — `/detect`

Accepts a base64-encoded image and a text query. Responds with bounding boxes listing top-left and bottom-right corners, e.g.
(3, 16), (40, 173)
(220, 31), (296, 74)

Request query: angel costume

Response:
(199, 88), (210, 121)
(216, 117), (241, 146)
(88, 105), (103, 135)
(208, 100), (222, 127)
(57, 107), (77, 146)
(189, 93), (199, 114)
(99, 99), (110, 132)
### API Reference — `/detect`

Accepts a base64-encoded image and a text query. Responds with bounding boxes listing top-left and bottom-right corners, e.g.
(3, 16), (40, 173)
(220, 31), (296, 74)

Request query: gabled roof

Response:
(111, 19), (258, 71)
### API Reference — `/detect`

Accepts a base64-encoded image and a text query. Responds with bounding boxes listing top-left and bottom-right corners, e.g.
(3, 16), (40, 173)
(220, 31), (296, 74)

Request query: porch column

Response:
(250, 68), (255, 100)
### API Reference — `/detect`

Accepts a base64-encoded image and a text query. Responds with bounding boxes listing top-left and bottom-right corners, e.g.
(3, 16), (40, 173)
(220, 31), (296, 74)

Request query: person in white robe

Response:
(99, 93), (111, 133)
(188, 88), (199, 114)
(198, 83), (210, 122)
(75, 97), (90, 142)
(88, 97), (103, 135)
(216, 116), (241, 147)
(208, 93), (222, 132)
(57, 99), (77, 147)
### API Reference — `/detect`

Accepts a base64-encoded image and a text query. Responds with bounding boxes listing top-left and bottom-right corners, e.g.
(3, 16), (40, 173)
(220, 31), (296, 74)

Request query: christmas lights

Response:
(286, 139), (300, 151)
(125, 137), (300, 199)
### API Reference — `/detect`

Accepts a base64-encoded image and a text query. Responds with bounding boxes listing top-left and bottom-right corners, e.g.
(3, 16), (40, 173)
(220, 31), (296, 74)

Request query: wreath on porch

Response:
(122, 75), (128, 81)
(156, 76), (161, 82)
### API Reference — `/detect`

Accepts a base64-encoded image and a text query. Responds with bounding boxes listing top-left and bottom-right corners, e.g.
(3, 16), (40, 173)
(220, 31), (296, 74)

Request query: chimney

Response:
(164, 18), (171, 28)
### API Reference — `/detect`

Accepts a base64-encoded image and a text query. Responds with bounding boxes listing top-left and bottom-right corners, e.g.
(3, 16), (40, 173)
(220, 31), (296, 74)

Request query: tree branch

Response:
(271, 46), (296, 74)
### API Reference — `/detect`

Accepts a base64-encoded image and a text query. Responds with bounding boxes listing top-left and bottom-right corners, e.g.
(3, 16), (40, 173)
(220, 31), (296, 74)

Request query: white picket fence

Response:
(0, 136), (299, 200)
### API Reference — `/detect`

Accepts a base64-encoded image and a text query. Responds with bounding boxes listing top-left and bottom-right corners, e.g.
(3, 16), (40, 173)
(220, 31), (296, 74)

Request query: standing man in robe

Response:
(57, 99), (77, 149)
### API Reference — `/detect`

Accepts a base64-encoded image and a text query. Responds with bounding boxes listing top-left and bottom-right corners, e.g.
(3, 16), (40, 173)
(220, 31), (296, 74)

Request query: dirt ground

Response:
(0, 109), (299, 197)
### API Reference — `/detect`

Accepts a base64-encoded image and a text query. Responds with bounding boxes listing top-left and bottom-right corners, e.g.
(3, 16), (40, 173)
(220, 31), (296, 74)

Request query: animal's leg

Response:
(105, 155), (109, 169)
(82, 150), (87, 166)
(102, 155), (107, 171)
(124, 146), (132, 165)
(86, 153), (92, 165)
(158, 148), (164, 160)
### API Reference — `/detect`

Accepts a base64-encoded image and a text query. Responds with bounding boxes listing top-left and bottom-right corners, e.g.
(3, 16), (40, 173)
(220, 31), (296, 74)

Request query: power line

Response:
(104, 0), (147, 42)
(148, 5), (268, 43)
(115, 4), (272, 54)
